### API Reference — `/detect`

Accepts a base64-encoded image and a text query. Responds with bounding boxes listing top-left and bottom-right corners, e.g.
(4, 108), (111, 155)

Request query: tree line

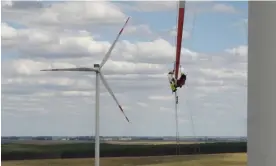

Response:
(2, 142), (246, 161)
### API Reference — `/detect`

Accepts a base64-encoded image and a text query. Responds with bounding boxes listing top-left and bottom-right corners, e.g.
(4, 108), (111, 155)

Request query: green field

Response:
(2, 153), (247, 166)
(2, 141), (247, 161)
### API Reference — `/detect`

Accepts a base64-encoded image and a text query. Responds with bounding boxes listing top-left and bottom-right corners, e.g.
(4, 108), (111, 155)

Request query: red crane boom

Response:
(174, 1), (186, 79)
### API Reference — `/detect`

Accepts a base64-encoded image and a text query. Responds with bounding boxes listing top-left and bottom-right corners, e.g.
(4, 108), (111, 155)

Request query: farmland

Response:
(2, 153), (247, 166)
(2, 140), (246, 161)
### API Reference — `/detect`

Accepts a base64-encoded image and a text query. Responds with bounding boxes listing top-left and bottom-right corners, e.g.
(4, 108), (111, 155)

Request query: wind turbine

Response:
(41, 17), (131, 166)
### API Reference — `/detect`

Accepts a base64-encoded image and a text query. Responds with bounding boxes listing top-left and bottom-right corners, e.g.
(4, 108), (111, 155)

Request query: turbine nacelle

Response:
(94, 64), (100, 68)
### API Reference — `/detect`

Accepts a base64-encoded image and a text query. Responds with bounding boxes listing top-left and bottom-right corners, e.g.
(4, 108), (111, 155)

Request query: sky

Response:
(1, 1), (248, 137)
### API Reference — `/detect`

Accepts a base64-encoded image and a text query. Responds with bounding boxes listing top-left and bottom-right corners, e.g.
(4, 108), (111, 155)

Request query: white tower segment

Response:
(248, 2), (276, 166)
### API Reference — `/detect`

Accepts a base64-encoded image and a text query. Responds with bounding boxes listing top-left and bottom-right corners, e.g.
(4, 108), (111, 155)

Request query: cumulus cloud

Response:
(2, 22), (199, 66)
(1, 1), (247, 137)
(148, 95), (174, 101)
(129, 1), (177, 12)
(225, 45), (247, 56)
(212, 3), (238, 14)
(121, 1), (239, 15)
(137, 102), (148, 107)
(2, 1), (127, 29)
(121, 1), (211, 13)
(1, 22), (111, 59)
(124, 24), (152, 36)
(4, 1), (44, 9)
(168, 26), (190, 38)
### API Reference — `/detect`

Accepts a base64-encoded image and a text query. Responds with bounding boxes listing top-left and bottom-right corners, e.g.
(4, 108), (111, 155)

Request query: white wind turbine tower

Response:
(41, 17), (131, 166)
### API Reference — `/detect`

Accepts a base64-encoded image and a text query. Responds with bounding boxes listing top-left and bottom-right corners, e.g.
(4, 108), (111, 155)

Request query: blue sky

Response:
(190, 1), (247, 53)
(2, 1), (248, 137)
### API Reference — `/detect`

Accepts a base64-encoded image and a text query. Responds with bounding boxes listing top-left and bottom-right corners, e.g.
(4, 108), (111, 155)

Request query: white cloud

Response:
(61, 91), (93, 97)
(123, 1), (214, 13)
(1, 0), (13, 7)
(2, 1), (127, 30)
(124, 24), (152, 35)
(128, 1), (177, 12)
(148, 95), (174, 101)
(169, 26), (190, 39)
(1, 22), (112, 59)
(1, 22), (17, 40)
(225, 45), (248, 57)
(212, 3), (238, 14)
(199, 68), (246, 79)
(122, 1), (239, 15)
(116, 38), (199, 65)
(2, 1), (44, 9)
(2, 22), (199, 66)
(137, 102), (148, 107)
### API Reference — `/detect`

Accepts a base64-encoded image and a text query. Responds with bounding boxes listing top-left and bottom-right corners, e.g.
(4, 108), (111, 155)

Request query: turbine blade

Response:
(41, 67), (97, 72)
(100, 17), (130, 68)
(99, 72), (130, 123)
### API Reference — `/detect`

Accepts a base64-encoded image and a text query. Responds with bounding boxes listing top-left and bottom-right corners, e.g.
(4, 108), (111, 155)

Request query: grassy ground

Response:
(2, 153), (246, 166)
